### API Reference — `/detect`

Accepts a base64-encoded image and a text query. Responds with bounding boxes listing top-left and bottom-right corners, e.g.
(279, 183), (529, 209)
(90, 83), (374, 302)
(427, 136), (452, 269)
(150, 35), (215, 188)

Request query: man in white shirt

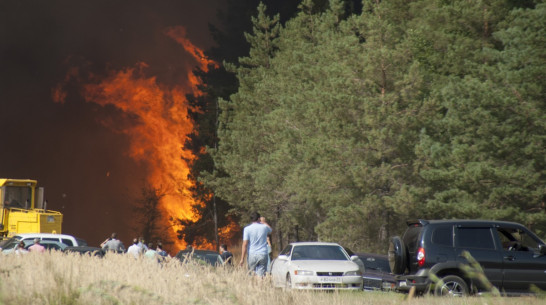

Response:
(127, 238), (141, 258)
(239, 212), (272, 276)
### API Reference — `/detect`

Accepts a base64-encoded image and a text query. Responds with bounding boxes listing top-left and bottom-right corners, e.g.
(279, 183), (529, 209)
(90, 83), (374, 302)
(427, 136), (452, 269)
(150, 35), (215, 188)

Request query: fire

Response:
(70, 27), (221, 251)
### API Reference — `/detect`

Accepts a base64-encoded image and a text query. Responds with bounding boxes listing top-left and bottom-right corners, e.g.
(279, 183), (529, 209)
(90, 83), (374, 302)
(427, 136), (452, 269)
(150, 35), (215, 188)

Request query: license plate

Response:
(383, 282), (394, 290)
(398, 281), (407, 287)
(319, 277), (342, 283)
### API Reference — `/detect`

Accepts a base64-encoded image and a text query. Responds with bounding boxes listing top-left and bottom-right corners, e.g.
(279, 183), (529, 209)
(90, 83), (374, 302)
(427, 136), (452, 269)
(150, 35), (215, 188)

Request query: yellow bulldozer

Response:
(0, 178), (62, 239)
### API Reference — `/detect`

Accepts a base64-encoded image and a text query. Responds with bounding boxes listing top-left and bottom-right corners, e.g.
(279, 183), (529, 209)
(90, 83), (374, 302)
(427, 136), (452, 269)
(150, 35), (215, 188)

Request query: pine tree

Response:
(413, 1), (546, 234)
(205, 2), (281, 222)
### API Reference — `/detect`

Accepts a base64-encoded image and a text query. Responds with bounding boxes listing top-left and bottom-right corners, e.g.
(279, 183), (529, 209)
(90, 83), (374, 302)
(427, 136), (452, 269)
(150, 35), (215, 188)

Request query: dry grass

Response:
(0, 251), (542, 305)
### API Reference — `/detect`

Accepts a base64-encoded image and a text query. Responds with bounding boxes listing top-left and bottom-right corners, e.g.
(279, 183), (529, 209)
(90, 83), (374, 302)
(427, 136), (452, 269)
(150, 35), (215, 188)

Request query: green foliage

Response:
(414, 1), (546, 236)
(204, 0), (546, 252)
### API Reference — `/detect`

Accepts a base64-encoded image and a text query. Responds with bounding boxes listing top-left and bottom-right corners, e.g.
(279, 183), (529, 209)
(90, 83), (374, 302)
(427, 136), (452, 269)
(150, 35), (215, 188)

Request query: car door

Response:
(454, 226), (504, 290)
(496, 226), (546, 293)
(271, 245), (292, 287)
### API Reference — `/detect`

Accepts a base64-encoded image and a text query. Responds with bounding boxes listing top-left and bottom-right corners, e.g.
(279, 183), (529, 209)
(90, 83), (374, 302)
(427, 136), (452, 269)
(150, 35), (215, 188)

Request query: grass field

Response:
(0, 251), (542, 305)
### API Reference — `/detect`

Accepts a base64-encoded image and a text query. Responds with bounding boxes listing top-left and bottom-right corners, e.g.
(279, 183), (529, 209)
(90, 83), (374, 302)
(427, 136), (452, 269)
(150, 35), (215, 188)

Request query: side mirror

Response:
(351, 255), (366, 272)
(277, 254), (289, 261)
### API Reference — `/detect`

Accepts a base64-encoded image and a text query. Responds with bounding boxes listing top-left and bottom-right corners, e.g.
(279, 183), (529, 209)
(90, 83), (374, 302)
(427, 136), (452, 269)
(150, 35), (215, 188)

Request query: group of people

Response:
(13, 238), (48, 255)
(127, 237), (168, 260)
(101, 233), (169, 260)
(99, 210), (273, 276)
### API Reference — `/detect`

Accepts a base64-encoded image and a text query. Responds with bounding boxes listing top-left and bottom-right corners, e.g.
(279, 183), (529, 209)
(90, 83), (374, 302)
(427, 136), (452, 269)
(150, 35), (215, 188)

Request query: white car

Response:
(271, 242), (363, 290)
(0, 233), (87, 254)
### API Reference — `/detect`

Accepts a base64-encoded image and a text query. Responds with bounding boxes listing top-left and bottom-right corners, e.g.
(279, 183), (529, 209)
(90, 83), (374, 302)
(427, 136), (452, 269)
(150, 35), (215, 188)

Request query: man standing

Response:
(239, 212), (272, 276)
(219, 244), (233, 265)
(101, 232), (125, 252)
(127, 238), (141, 258)
(28, 238), (45, 253)
(144, 243), (157, 260)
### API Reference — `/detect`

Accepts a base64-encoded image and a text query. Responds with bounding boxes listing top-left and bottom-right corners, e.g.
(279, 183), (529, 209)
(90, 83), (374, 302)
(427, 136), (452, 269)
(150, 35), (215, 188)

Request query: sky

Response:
(0, 0), (223, 248)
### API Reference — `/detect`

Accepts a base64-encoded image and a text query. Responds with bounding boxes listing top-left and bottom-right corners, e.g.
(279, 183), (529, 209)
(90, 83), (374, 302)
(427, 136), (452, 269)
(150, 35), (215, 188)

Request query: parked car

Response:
(175, 249), (224, 266)
(3, 240), (68, 254)
(1, 233), (87, 254)
(271, 242), (363, 290)
(63, 246), (105, 257)
(389, 219), (546, 296)
(356, 253), (396, 291)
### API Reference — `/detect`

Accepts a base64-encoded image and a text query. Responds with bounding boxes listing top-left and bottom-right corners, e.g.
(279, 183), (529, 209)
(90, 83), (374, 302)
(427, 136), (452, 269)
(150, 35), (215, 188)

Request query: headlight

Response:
(294, 270), (314, 276)
(344, 271), (362, 276)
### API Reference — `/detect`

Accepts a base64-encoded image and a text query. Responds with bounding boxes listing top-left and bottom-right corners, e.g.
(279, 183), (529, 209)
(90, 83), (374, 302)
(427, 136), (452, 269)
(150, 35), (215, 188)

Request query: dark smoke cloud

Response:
(0, 0), (222, 248)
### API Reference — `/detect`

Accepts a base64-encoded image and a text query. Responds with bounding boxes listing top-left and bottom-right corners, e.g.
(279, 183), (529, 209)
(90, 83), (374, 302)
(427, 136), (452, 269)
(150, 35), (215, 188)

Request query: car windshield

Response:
(178, 251), (224, 266)
(1, 237), (23, 250)
(291, 245), (348, 261)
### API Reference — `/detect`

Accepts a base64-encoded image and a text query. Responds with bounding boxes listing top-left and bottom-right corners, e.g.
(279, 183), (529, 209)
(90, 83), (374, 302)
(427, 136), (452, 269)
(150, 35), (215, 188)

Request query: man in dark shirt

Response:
(219, 244), (233, 265)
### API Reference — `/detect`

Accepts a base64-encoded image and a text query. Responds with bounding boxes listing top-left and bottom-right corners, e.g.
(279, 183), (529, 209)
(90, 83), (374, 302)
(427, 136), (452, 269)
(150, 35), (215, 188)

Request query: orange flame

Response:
(78, 27), (218, 251)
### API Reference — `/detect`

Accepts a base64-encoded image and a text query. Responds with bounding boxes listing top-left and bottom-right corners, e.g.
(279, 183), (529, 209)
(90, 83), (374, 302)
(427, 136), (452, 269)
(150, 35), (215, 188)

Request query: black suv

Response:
(388, 219), (546, 296)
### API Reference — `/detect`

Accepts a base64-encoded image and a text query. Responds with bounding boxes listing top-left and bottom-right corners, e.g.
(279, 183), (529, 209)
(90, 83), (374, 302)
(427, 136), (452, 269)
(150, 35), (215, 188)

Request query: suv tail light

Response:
(417, 247), (425, 267)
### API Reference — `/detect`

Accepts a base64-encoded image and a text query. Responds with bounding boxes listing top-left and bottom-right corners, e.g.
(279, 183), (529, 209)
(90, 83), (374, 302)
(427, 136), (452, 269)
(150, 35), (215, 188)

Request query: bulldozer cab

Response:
(2, 182), (34, 209)
(0, 179), (62, 238)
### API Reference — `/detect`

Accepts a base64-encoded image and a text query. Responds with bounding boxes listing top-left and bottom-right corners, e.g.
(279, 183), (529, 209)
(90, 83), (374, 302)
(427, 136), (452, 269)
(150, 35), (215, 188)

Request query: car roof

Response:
(407, 219), (525, 227)
(289, 242), (342, 246)
(15, 233), (76, 239)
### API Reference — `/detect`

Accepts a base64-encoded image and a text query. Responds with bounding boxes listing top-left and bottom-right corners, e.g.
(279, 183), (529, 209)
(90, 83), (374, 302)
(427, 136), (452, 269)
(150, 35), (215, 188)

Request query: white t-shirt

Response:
(243, 222), (272, 256)
(127, 244), (141, 258)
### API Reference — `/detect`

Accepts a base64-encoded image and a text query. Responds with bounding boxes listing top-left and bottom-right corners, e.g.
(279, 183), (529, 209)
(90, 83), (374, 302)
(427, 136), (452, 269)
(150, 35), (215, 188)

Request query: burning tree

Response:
(53, 26), (238, 251)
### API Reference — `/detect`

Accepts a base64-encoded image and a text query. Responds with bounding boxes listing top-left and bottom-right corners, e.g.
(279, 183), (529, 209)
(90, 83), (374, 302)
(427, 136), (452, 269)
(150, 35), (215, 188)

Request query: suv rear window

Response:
(456, 227), (495, 249)
(432, 226), (453, 246)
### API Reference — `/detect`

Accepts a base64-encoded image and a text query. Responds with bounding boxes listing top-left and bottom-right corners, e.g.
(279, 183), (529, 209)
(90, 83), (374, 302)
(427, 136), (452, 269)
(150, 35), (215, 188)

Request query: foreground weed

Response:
(460, 251), (500, 296)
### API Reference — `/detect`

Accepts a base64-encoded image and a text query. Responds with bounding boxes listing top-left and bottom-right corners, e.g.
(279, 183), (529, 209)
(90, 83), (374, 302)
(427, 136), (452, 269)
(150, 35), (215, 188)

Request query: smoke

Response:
(0, 0), (221, 249)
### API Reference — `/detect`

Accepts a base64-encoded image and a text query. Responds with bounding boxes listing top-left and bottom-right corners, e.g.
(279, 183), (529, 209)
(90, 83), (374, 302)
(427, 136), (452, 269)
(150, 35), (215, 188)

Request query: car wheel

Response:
(434, 275), (469, 297)
(388, 236), (407, 274)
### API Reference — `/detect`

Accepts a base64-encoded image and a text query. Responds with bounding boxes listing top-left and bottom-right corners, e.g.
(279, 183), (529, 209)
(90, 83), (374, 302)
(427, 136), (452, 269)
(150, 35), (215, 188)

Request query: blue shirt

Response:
(243, 222), (272, 255)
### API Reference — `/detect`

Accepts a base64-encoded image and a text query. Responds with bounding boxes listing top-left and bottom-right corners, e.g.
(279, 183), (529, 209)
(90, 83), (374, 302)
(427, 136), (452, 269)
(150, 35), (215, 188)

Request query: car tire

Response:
(434, 275), (469, 297)
(388, 236), (407, 274)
